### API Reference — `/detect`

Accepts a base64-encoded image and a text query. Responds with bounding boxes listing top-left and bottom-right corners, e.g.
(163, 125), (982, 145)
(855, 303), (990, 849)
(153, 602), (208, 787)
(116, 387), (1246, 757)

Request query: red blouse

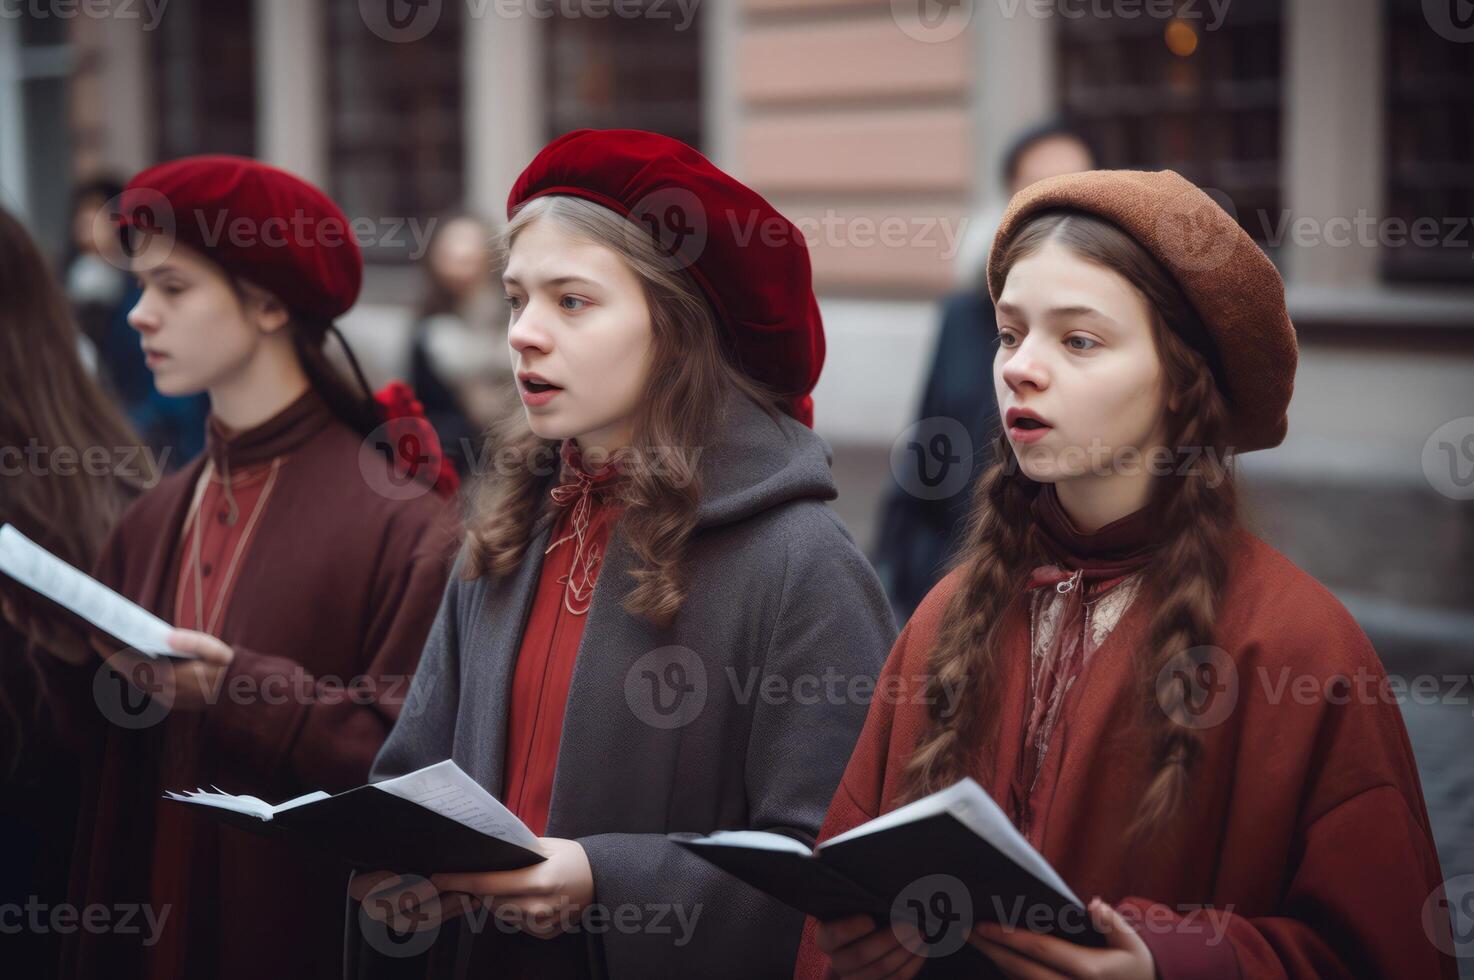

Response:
(502, 442), (624, 836)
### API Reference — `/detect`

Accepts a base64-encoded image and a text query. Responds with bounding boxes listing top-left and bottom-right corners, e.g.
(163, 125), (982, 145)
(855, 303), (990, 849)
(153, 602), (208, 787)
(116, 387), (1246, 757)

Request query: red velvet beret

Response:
(507, 129), (824, 427)
(120, 155), (363, 320)
(988, 169), (1298, 454)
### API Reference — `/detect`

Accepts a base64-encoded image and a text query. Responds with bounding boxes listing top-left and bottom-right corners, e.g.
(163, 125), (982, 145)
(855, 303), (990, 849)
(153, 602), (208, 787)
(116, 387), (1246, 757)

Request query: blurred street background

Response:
(2, 0), (1471, 969)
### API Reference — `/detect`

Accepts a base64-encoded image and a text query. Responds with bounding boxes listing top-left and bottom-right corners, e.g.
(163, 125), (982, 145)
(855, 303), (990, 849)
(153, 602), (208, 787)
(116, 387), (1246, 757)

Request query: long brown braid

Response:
(900, 210), (1239, 839)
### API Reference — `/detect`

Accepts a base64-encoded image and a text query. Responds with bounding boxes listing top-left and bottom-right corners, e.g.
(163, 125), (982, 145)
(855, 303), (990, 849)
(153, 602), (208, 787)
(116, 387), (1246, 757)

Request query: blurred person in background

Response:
(0, 205), (155, 979)
(60, 175), (129, 364)
(873, 121), (1097, 622)
(60, 175), (209, 465)
(410, 212), (515, 475)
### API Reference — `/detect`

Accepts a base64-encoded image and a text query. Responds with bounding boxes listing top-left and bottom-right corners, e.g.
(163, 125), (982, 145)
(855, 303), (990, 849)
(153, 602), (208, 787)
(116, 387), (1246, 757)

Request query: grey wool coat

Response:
(345, 391), (897, 979)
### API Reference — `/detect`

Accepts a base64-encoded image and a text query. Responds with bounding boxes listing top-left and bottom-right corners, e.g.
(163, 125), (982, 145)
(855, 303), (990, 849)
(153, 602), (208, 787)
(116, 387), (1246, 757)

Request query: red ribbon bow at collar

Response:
(543, 441), (624, 615)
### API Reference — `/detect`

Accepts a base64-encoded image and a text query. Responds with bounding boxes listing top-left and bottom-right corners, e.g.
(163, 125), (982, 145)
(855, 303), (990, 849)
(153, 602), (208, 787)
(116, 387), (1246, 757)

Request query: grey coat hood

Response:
(691, 390), (837, 530)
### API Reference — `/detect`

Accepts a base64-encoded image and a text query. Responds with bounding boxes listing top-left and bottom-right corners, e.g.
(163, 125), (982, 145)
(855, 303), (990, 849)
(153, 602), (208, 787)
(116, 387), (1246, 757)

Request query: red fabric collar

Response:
(554, 440), (624, 495)
(1026, 484), (1160, 592)
(205, 387), (331, 471)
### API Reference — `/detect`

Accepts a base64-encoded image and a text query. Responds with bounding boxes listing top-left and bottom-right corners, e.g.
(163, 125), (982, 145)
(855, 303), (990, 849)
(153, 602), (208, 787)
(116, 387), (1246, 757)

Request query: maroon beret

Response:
(988, 169), (1298, 454)
(507, 129), (824, 427)
(120, 155), (363, 320)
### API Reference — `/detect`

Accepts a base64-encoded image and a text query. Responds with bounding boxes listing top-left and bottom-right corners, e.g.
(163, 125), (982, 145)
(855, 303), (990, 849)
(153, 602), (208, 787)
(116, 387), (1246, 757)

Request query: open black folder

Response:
(675, 778), (1105, 951)
(164, 760), (545, 875)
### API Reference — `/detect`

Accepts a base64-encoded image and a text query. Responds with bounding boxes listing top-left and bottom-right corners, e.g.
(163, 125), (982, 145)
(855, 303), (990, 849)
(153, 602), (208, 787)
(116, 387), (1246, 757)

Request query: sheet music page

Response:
(161, 788), (331, 819)
(373, 760), (541, 851)
(942, 780), (1083, 906)
(163, 788), (276, 820)
(822, 777), (1083, 906)
(0, 523), (190, 659)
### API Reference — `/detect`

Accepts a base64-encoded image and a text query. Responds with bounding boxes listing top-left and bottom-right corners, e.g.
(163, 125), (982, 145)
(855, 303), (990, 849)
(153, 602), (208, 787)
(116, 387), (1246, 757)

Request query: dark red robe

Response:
(793, 515), (1457, 979)
(50, 389), (458, 980)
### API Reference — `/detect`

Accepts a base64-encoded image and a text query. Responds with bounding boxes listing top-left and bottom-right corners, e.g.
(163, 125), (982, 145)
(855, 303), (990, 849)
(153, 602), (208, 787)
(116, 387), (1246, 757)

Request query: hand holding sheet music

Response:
(0, 523), (195, 659)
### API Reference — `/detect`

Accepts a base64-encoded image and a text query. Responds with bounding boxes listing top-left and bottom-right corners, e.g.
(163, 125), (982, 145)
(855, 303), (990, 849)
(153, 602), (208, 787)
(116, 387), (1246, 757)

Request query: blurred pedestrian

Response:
(873, 121), (1098, 622)
(410, 212), (515, 474)
(60, 175), (129, 363)
(60, 174), (209, 466)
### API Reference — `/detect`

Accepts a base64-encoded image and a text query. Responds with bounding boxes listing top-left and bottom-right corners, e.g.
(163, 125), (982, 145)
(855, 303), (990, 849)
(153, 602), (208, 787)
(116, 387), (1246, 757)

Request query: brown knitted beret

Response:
(987, 169), (1297, 454)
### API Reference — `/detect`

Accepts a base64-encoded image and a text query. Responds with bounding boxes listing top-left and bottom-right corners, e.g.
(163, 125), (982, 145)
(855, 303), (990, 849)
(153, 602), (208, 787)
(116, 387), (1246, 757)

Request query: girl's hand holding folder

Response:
(969, 898), (1153, 980)
(430, 836), (594, 939)
(157, 628), (234, 710)
(812, 896), (1153, 979)
(351, 837), (594, 941)
(101, 627), (234, 712)
(815, 914), (924, 979)
(354, 871), (476, 937)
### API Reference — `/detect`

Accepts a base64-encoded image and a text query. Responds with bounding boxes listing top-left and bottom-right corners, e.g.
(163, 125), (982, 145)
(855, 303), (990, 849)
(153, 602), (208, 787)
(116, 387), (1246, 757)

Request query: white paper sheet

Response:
(373, 759), (541, 850)
(0, 523), (191, 659)
(162, 787), (331, 820)
(823, 777), (1083, 907)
